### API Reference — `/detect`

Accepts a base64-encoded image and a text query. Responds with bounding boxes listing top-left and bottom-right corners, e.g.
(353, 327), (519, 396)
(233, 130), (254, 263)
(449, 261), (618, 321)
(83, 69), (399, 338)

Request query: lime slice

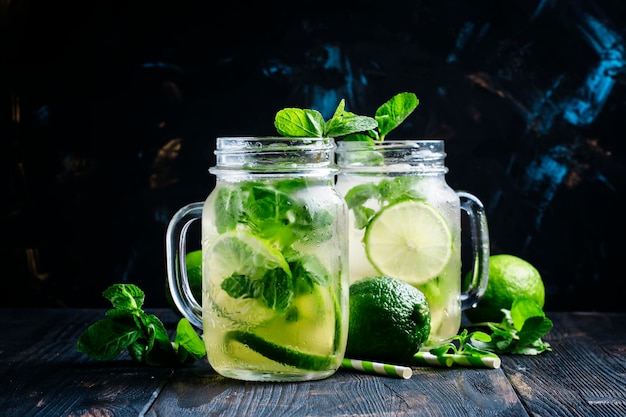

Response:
(206, 231), (290, 325)
(255, 284), (337, 354)
(226, 330), (334, 371)
(364, 200), (452, 284)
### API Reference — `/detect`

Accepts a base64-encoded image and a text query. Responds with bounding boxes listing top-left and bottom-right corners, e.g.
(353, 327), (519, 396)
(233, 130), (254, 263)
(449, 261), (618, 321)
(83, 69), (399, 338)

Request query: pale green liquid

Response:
(200, 180), (348, 381)
(336, 175), (462, 344)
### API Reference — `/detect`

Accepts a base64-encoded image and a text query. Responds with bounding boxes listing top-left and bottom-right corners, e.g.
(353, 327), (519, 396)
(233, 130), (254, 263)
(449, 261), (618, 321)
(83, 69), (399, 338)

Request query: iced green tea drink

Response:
(167, 137), (349, 382)
(335, 140), (489, 345)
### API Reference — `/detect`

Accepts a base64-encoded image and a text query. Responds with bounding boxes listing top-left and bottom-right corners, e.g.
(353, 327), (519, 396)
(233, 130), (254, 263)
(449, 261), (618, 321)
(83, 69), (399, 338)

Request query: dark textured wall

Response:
(2, 0), (625, 310)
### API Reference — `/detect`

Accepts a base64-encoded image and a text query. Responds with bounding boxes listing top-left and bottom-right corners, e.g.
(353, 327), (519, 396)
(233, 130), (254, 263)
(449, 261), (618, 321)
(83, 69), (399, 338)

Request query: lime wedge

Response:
(207, 230), (290, 279)
(206, 231), (290, 325)
(364, 200), (452, 284)
(226, 330), (334, 371)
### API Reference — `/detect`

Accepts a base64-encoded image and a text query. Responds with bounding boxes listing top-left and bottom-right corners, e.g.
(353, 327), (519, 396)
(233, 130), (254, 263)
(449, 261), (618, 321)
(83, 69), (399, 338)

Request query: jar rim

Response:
(335, 139), (447, 174)
(336, 139), (443, 150)
(216, 136), (336, 152)
(212, 136), (338, 175)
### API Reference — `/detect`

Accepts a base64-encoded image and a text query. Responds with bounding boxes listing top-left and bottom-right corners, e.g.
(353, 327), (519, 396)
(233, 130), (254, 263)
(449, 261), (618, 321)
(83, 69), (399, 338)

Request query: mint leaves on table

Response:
(466, 298), (553, 355)
(430, 298), (553, 363)
(76, 284), (206, 367)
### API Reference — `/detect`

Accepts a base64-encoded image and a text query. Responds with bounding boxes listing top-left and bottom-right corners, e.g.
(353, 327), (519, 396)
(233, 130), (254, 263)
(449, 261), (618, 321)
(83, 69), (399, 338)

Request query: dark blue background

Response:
(2, 0), (625, 310)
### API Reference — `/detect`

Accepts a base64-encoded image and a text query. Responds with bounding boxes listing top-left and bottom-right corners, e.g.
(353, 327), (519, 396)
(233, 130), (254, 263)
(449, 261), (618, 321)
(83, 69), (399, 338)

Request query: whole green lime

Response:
(346, 276), (431, 363)
(185, 249), (203, 303)
(466, 254), (545, 323)
(166, 249), (203, 313)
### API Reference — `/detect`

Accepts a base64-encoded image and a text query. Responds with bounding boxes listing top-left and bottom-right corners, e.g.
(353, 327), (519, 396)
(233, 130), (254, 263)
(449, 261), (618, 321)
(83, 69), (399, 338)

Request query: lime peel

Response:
(226, 330), (335, 371)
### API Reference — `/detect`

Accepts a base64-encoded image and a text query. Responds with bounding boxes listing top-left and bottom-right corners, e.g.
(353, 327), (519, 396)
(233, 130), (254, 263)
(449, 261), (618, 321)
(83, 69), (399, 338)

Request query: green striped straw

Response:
(412, 351), (501, 369)
(341, 358), (413, 379)
(411, 351), (453, 367)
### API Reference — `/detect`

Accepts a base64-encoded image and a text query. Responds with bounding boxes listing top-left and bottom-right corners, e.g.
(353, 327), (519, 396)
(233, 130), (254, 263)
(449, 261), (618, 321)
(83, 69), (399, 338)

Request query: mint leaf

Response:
(174, 318), (207, 365)
(260, 267), (294, 312)
(324, 99), (349, 136)
(343, 177), (422, 230)
(344, 183), (379, 209)
(221, 274), (259, 299)
(76, 315), (141, 361)
(375, 92), (419, 140)
(377, 177), (422, 204)
(344, 183), (378, 229)
(274, 108), (326, 137)
(325, 100), (378, 137)
(510, 297), (545, 330)
(128, 314), (177, 366)
(290, 254), (332, 289)
(102, 284), (145, 311)
(215, 187), (243, 233)
(326, 114), (379, 138)
(221, 266), (295, 313)
(516, 316), (553, 352)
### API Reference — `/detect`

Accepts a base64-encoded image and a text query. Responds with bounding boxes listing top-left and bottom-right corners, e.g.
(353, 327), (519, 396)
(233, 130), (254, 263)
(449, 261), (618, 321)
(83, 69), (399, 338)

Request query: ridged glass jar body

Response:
(167, 137), (349, 381)
(335, 140), (489, 344)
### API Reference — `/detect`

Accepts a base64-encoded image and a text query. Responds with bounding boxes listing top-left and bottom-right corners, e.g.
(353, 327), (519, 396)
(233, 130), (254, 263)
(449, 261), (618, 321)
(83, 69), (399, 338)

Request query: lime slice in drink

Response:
(255, 283), (337, 354)
(226, 330), (335, 371)
(205, 231), (290, 325)
(364, 200), (452, 284)
(224, 285), (340, 370)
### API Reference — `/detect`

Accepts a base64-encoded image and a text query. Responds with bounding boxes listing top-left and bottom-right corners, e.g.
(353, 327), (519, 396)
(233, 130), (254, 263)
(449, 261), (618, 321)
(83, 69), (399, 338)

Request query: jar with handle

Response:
(335, 139), (489, 345)
(166, 137), (349, 381)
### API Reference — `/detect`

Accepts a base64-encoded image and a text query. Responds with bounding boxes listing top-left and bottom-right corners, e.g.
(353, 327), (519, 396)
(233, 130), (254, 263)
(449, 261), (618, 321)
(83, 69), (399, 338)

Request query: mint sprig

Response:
(375, 92), (420, 140)
(467, 298), (553, 355)
(343, 92), (420, 142)
(76, 284), (206, 367)
(274, 92), (419, 142)
(213, 180), (334, 314)
(274, 92), (421, 140)
(274, 99), (378, 138)
(430, 298), (552, 363)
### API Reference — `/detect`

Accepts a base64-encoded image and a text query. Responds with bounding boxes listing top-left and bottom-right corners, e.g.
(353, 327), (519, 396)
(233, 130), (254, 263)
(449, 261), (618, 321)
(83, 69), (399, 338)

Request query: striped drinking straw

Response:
(412, 351), (501, 369)
(341, 358), (413, 379)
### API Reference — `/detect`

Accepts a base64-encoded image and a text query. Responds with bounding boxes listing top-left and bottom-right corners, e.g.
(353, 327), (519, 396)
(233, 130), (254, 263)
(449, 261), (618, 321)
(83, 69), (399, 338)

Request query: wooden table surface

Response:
(1, 308), (624, 416)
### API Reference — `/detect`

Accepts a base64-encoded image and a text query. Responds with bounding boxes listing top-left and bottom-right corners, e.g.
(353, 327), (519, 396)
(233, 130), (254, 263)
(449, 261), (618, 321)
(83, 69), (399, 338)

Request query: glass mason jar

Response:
(335, 139), (489, 345)
(166, 137), (349, 382)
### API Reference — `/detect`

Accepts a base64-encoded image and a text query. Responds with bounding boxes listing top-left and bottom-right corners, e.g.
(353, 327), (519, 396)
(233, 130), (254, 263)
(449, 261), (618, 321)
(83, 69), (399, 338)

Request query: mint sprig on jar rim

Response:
(274, 92), (419, 141)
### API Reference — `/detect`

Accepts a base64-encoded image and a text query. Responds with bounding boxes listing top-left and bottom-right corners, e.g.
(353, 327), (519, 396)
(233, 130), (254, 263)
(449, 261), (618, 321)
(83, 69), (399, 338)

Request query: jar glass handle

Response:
(457, 191), (490, 310)
(165, 202), (204, 328)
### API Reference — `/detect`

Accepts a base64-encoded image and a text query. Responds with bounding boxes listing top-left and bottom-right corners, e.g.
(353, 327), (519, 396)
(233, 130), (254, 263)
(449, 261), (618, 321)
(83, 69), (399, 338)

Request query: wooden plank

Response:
(141, 308), (527, 415)
(1, 309), (624, 416)
(501, 312), (626, 417)
(147, 354), (528, 416)
(0, 308), (174, 416)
